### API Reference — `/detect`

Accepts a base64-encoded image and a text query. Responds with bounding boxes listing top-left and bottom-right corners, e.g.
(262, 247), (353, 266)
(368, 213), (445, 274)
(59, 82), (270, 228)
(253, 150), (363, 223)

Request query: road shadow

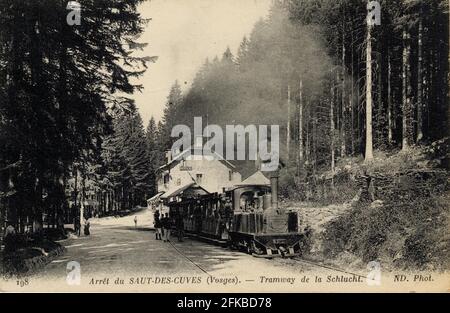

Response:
(108, 226), (154, 232)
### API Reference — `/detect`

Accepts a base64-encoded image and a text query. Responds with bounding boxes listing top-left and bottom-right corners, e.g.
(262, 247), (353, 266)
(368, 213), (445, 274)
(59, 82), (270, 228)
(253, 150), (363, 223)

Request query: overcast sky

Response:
(133, 0), (272, 125)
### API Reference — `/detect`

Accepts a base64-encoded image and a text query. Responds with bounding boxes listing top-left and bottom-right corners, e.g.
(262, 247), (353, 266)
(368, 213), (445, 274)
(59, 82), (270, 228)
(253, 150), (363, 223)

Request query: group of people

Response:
(74, 216), (91, 236)
(2, 216), (91, 254)
(153, 210), (184, 242)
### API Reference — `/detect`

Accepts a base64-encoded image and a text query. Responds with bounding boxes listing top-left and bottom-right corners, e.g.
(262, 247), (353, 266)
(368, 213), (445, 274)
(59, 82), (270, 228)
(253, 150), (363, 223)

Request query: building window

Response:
(196, 174), (203, 184)
(229, 170), (233, 181)
(163, 173), (170, 184)
(176, 178), (181, 186)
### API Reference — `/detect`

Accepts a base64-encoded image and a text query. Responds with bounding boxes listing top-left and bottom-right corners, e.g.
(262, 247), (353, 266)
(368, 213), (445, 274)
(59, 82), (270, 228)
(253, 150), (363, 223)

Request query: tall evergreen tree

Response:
(161, 81), (183, 150)
(146, 116), (160, 195)
(0, 0), (150, 231)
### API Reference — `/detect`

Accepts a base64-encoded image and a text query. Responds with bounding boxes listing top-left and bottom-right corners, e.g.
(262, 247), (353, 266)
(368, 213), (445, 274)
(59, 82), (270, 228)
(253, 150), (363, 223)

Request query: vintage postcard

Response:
(0, 0), (449, 293)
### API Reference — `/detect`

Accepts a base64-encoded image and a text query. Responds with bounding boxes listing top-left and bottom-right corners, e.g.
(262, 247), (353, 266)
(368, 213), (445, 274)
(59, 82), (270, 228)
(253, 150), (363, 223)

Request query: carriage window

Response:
(196, 174), (203, 184)
(240, 191), (256, 211)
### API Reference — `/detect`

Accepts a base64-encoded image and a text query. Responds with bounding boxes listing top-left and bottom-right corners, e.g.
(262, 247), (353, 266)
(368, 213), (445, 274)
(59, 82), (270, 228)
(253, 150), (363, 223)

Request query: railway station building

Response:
(157, 147), (242, 195)
(148, 143), (270, 213)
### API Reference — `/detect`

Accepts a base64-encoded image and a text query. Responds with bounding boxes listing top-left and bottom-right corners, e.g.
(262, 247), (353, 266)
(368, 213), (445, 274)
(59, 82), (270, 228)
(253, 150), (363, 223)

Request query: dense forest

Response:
(0, 0), (153, 232)
(150, 0), (449, 199)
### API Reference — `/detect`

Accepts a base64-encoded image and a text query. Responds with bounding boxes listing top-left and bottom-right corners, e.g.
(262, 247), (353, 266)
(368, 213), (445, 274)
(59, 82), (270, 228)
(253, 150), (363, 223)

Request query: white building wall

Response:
(157, 157), (242, 194)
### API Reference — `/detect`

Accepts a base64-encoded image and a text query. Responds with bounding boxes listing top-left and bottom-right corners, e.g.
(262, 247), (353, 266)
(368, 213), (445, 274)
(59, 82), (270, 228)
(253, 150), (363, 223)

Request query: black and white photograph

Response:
(0, 0), (449, 293)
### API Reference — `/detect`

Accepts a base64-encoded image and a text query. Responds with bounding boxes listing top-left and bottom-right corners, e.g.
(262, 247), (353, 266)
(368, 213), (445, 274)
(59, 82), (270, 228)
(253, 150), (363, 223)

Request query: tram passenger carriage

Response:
(168, 175), (306, 258)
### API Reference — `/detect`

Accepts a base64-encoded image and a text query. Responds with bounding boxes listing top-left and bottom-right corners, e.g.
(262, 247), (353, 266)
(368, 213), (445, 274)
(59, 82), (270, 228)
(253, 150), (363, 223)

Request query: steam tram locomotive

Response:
(167, 175), (306, 258)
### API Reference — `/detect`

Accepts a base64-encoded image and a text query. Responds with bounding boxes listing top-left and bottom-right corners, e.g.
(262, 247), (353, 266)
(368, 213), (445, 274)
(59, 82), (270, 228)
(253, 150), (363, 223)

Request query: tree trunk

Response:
(33, 175), (44, 234)
(305, 120), (310, 163)
(331, 84), (335, 182)
(427, 39), (434, 137)
(103, 192), (107, 214)
(376, 52), (382, 147)
(388, 50), (393, 145)
(341, 34), (346, 158)
(350, 34), (355, 156)
(313, 107), (317, 173)
(365, 22), (374, 161)
(80, 168), (85, 221)
(287, 84), (291, 162)
(298, 80), (303, 163)
(402, 29), (412, 151)
(416, 16), (424, 143)
(73, 167), (78, 224)
(0, 171), (5, 240)
(357, 71), (361, 154)
(113, 189), (117, 212)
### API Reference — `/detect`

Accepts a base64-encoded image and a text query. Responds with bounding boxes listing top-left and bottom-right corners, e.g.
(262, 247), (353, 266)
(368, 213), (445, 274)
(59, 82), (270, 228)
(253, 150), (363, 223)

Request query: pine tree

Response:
(0, 0), (150, 230)
(222, 47), (235, 64)
(161, 81), (183, 150)
(236, 36), (250, 67)
(156, 120), (168, 165)
(146, 117), (160, 195)
(122, 107), (151, 204)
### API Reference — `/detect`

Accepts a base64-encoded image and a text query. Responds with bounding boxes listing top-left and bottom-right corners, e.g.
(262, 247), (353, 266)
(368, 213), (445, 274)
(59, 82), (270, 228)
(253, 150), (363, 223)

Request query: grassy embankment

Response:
(281, 140), (449, 271)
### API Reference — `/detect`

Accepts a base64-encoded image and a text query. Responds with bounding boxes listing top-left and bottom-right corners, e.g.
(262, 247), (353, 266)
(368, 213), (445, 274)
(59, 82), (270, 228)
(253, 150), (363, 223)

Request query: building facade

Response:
(157, 148), (243, 197)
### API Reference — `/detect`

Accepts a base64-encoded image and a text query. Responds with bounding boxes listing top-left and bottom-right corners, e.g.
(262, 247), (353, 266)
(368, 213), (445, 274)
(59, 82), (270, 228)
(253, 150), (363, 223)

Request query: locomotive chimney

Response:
(270, 172), (279, 211)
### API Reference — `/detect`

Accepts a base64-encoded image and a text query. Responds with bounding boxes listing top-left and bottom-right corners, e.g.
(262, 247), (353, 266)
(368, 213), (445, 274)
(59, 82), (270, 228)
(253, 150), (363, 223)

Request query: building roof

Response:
(158, 147), (236, 173)
(237, 170), (270, 186)
(160, 182), (210, 199)
(147, 192), (164, 203)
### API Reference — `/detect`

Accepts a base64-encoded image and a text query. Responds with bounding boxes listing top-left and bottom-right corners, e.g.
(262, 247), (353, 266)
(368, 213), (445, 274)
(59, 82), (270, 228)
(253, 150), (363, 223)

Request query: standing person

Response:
(134, 216), (138, 229)
(223, 198), (233, 237)
(3, 222), (16, 253)
(84, 218), (91, 236)
(74, 215), (81, 237)
(154, 210), (162, 240)
(175, 213), (184, 242)
(162, 213), (172, 242)
(160, 213), (167, 242)
(57, 214), (65, 235)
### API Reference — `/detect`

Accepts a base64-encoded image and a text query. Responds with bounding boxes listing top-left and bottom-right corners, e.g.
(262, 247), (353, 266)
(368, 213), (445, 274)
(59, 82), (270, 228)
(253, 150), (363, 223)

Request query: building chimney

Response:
(166, 150), (172, 163)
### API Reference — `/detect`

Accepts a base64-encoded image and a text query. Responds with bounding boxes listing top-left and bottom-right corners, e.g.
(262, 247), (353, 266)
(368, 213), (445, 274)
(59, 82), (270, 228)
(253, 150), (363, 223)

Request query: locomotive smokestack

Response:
(270, 172), (279, 211)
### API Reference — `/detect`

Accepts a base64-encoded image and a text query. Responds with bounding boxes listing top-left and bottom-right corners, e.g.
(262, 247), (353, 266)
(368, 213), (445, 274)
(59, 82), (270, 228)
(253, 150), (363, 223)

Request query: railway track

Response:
(167, 240), (212, 276)
(167, 236), (368, 281)
(291, 257), (369, 280)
